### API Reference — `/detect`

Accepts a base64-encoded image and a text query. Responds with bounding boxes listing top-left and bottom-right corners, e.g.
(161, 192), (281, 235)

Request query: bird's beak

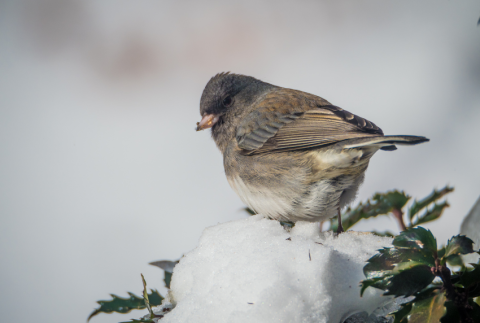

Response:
(196, 114), (219, 131)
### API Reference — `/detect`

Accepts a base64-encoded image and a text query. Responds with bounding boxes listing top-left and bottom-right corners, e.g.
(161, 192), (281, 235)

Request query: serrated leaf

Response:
(87, 290), (163, 322)
(408, 186), (454, 220)
(330, 190), (410, 231)
(385, 265), (435, 297)
(364, 247), (435, 280)
(407, 291), (446, 323)
(379, 191), (411, 210)
(360, 275), (393, 296)
(393, 227), (437, 254)
(444, 235), (475, 258)
(412, 202), (449, 227)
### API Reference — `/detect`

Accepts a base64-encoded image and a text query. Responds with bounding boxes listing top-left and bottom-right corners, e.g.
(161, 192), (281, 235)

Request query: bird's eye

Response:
(222, 95), (233, 107)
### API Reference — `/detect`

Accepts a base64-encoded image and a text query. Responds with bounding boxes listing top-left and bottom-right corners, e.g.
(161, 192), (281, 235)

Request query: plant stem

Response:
(392, 208), (407, 231)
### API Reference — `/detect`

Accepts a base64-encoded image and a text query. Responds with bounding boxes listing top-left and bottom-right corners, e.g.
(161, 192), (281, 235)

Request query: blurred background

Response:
(1, 1), (479, 322)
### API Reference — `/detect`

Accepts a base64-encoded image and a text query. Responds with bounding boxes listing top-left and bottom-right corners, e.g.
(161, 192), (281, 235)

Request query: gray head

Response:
(197, 72), (275, 151)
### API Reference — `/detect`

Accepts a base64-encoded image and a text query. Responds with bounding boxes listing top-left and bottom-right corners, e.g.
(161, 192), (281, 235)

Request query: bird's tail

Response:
(342, 135), (429, 151)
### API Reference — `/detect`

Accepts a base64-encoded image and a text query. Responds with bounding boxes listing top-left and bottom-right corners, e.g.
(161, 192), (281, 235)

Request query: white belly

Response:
(227, 176), (295, 221)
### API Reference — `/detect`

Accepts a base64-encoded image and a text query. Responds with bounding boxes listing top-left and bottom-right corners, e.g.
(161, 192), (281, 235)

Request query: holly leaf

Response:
(87, 290), (163, 322)
(412, 202), (450, 227)
(364, 247), (435, 280)
(407, 291), (446, 323)
(393, 227), (437, 255)
(330, 190), (410, 231)
(408, 186), (454, 220)
(378, 190), (411, 210)
(385, 265), (436, 297)
(360, 275), (392, 296)
(444, 235), (475, 258)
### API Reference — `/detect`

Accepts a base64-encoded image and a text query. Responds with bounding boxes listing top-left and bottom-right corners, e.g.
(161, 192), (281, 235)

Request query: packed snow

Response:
(154, 215), (397, 323)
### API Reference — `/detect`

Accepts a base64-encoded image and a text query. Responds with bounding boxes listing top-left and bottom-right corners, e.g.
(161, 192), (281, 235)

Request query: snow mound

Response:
(157, 215), (394, 323)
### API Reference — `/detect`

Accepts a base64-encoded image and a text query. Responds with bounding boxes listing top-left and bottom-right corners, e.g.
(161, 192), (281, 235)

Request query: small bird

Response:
(196, 73), (428, 233)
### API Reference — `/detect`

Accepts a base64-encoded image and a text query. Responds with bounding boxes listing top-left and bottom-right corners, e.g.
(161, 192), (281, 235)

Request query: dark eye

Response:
(222, 95), (233, 107)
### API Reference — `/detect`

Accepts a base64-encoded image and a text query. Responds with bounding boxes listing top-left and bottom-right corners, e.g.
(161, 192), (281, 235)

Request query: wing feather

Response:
(236, 88), (383, 154)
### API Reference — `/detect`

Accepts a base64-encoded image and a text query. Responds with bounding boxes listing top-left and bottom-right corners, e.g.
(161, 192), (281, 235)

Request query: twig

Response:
(432, 259), (473, 323)
(392, 208), (407, 231)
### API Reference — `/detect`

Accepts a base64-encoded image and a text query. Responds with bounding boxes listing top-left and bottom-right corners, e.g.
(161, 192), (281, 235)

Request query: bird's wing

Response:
(236, 88), (383, 155)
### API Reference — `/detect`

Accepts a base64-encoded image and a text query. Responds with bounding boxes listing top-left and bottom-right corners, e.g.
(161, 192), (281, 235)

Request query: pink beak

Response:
(196, 114), (219, 131)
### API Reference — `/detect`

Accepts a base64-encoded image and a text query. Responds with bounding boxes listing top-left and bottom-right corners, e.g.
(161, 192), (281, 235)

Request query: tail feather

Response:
(342, 135), (429, 150)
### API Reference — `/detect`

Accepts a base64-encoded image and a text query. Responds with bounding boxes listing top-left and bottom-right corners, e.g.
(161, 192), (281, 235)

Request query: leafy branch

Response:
(361, 227), (480, 322)
(88, 261), (177, 322)
(329, 185), (454, 234)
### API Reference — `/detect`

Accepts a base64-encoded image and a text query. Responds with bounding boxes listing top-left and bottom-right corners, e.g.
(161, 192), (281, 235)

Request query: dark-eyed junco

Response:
(196, 72), (428, 233)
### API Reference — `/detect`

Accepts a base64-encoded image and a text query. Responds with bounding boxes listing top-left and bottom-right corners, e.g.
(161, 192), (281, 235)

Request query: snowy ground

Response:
(154, 215), (396, 323)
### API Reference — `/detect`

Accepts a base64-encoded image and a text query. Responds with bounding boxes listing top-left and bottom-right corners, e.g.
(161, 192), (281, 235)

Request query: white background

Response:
(1, 1), (479, 322)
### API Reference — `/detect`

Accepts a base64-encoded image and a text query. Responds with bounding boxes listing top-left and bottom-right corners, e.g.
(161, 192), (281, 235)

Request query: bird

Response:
(196, 72), (429, 233)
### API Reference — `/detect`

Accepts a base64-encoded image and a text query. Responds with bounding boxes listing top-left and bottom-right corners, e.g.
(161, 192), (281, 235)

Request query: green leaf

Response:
(440, 301), (460, 323)
(87, 290), (163, 322)
(244, 207), (256, 215)
(407, 291), (446, 323)
(164, 271), (173, 289)
(446, 254), (464, 267)
(364, 247), (435, 280)
(408, 186), (454, 220)
(472, 300), (480, 320)
(437, 247), (445, 259)
(393, 227), (437, 255)
(141, 274), (153, 318)
(393, 303), (412, 323)
(441, 299), (480, 323)
(378, 190), (411, 210)
(360, 275), (392, 296)
(385, 265), (436, 297)
(280, 221), (295, 229)
(120, 318), (155, 323)
(371, 230), (396, 238)
(412, 202), (450, 227)
(459, 264), (480, 288)
(330, 190), (410, 231)
(444, 235), (475, 258)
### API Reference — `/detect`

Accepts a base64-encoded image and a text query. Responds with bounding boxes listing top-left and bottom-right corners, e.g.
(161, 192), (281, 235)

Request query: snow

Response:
(154, 215), (395, 323)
